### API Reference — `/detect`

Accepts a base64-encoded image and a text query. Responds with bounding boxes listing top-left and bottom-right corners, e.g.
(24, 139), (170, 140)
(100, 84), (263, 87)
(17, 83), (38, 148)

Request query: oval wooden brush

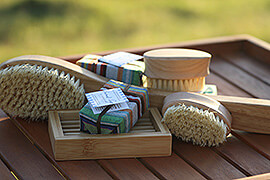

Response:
(161, 92), (270, 146)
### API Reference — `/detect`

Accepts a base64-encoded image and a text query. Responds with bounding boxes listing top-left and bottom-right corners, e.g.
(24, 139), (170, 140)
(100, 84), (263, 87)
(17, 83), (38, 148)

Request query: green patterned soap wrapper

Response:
(76, 54), (144, 86)
(80, 101), (138, 134)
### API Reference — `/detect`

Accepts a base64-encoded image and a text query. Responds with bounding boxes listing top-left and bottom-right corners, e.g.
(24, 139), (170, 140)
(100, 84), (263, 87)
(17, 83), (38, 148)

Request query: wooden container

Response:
(48, 107), (171, 161)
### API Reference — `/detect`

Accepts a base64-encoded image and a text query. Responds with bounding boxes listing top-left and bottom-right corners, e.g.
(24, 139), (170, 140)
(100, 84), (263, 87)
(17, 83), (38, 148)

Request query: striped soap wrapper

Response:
(80, 101), (138, 134)
(76, 54), (145, 86)
(102, 80), (150, 115)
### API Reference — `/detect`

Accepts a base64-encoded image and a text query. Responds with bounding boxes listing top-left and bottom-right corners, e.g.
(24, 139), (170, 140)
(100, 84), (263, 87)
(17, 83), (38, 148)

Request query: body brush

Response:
(0, 55), (108, 120)
(162, 92), (270, 147)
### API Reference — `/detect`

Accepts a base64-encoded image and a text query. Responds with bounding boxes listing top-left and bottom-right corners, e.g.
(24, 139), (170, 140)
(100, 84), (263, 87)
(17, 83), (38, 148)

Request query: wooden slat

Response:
(0, 118), (63, 179)
(61, 121), (80, 125)
(136, 122), (153, 126)
(221, 52), (270, 85)
(215, 136), (270, 176)
(173, 138), (246, 179)
(61, 124), (80, 129)
(206, 73), (251, 97)
(243, 36), (270, 65)
(98, 159), (158, 179)
(13, 118), (112, 180)
(131, 126), (155, 130)
(57, 161), (112, 180)
(140, 153), (206, 179)
(0, 158), (15, 180)
(232, 130), (270, 160)
(62, 128), (80, 133)
(210, 56), (270, 99)
(129, 129), (156, 133)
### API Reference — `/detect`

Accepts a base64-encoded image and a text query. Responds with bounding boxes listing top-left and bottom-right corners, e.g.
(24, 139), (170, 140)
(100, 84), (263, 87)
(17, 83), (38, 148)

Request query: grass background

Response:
(0, 0), (270, 62)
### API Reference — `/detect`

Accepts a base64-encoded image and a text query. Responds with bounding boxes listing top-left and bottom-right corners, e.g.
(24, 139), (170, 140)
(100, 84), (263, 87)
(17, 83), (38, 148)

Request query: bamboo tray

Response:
(48, 107), (171, 161)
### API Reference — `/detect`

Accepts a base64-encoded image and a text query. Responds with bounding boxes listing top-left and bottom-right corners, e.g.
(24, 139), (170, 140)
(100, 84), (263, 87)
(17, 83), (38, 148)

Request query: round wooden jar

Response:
(143, 48), (212, 92)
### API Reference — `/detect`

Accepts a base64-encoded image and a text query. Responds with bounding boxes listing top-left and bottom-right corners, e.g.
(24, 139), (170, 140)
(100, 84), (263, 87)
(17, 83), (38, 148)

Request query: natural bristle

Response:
(144, 77), (205, 92)
(0, 64), (85, 120)
(162, 104), (227, 147)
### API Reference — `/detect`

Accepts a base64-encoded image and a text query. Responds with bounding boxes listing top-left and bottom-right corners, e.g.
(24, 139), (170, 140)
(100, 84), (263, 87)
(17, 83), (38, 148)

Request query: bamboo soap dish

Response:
(48, 108), (172, 161)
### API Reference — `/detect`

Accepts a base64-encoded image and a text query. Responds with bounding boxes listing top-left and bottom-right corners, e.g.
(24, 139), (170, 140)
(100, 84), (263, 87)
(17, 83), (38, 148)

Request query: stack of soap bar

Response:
(80, 80), (149, 134)
(76, 54), (145, 86)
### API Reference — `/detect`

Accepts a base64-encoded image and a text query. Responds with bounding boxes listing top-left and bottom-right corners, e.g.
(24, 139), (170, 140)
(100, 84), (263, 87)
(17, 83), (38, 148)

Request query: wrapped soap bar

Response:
(80, 101), (138, 134)
(80, 80), (149, 134)
(76, 54), (145, 86)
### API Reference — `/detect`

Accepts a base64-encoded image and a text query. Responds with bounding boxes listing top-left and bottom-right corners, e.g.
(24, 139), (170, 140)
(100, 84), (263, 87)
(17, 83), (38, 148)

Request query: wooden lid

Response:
(144, 48), (211, 80)
(162, 92), (232, 134)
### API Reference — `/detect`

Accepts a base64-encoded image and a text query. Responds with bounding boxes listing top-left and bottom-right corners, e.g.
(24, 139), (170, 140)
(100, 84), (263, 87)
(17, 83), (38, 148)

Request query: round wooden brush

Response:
(162, 92), (270, 147)
(143, 48), (211, 92)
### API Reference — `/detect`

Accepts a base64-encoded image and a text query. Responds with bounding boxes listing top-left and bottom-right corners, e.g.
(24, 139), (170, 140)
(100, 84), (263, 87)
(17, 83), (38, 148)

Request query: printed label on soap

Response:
(89, 102), (130, 114)
(86, 88), (129, 114)
(98, 52), (143, 67)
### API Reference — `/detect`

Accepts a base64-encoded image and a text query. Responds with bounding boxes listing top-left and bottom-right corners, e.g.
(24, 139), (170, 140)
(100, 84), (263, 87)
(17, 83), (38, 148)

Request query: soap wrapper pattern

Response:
(102, 80), (150, 114)
(80, 80), (149, 134)
(80, 101), (138, 134)
(76, 54), (145, 86)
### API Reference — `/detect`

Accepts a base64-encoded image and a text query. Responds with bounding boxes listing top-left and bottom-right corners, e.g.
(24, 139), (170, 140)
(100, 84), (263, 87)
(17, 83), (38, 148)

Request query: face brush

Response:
(143, 48), (211, 92)
(162, 92), (270, 147)
(0, 55), (108, 120)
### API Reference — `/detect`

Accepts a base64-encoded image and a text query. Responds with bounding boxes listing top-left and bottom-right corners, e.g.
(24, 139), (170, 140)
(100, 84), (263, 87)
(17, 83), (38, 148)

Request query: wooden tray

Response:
(2, 35), (270, 179)
(48, 107), (171, 160)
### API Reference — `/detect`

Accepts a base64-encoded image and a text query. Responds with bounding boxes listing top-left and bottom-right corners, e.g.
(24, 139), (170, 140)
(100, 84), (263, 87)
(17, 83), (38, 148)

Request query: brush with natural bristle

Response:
(161, 92), (270, 147)
(143, 48), (211, 92)
(162, 92), (232, 147)
(163, 104), (227, 146)
(0, 64), (85, 120)
(144, 76), (205, 92)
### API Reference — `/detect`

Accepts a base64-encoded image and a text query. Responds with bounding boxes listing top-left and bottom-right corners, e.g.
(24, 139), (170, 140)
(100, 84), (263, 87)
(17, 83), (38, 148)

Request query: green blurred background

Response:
(0, 0), (269, 62)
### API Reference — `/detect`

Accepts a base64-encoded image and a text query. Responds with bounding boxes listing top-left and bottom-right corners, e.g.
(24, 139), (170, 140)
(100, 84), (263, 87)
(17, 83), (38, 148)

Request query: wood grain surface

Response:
(232, 130), (270, 160)
(0, 118), (63, 179)
(98, 159), (159, 180)
(221, 53), (270, 85)
(0, 35), (270, 179)
(173, 138), (246, 179)
(210, 56), (270, 99)
(215, 136), (270, 176)
(13, 118), (112, 180)
(140, 153), (206, 179)
(0, 158), (15, 180)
